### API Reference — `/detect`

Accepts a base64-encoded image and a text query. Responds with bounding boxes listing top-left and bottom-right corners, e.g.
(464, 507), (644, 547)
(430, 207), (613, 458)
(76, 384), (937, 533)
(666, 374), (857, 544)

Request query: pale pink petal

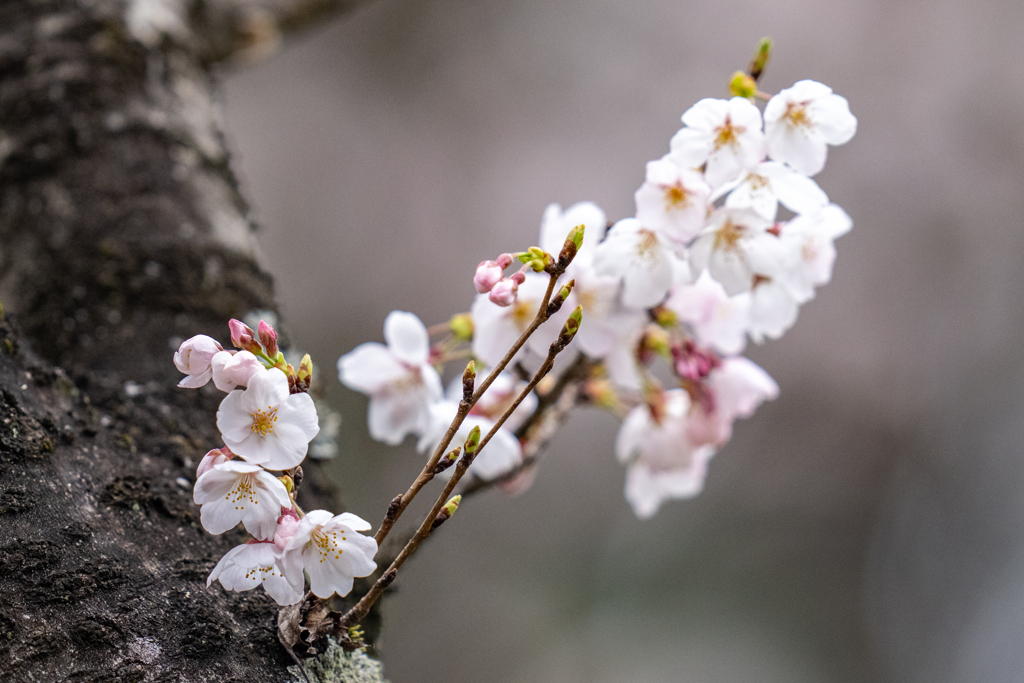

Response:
(338, 342), (408, 395)
(384, 311), (430, 366)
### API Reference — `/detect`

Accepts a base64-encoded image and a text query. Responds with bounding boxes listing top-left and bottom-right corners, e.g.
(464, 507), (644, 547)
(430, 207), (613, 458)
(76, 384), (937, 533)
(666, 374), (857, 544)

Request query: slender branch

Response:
(339, 325), (574, 630)
(372, 267), (563, 548)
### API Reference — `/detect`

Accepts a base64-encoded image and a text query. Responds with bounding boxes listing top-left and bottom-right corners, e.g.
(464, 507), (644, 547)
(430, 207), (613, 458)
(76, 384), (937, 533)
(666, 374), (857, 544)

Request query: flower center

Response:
(250, 405), (278, 437)
(636, 229), (659, 259)
(784, 102), (811, 128)
(712, 116), (744, 151)
(311, 527), (347, 562)
(713, 220), (744, 251)
(663, 182), (689, 209)
(511, 298), (534, 328)
(227, 474), (257, 510)
(243, 564), (281, 582)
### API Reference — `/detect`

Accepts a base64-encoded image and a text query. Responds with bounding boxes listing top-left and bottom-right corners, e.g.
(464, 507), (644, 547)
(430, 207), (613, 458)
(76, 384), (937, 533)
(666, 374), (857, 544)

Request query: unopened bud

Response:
(278, 474), (294, 493)
(518, 247), (552, 273)
(228, 319), (261, 354)
(546, 279), (575, 316)
(558, 224), (585, 266)
(652, 306), (678, 328)
(385, 494), (403, 521)
(462, 361), (476, 402)
(748, 36), (772, 82)
(433, 446), (461, 474)
(463, 425), (481, 455)
(642, 326), (671, 359)
(432, 495), (462, 530)
(296, 353), (313, 383)
(257, 320), (279, 357)
(555, 306), (583, 347)
(474, 260), (504, 294)
(729, 70), (757, 99)
(489, 278), (519, 307)
(449, 313), (474, 341)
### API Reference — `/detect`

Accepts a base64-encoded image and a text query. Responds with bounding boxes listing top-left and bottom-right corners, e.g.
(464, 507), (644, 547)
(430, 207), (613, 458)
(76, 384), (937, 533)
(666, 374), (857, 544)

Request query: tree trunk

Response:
(0, 1), (363, 680)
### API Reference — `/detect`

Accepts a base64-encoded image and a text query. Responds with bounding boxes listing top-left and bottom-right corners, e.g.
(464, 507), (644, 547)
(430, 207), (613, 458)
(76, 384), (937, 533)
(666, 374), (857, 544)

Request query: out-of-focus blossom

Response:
(338, 311), (443, 445)
(616, 389), (715, 518)
(216, 368), (320, 469)
(472, 273), (573, 368)
(665, 270), (751, 356)
(686, 357), (778, 447)
(747, 277), (800, 343)
(669, 97), (766, 188)
(208, 541), (304, 606)
(284, 511), (378, 599)
(193, 461), (292, 540)
(173, 335), (223, 388)
(634, 158), (711, 246)
(764, 80), (857, 176)
(538, 201), (608, 268)
(718, 160), (829, 221)
(777, 204), (853, 303)
(445, 368), (537, 433)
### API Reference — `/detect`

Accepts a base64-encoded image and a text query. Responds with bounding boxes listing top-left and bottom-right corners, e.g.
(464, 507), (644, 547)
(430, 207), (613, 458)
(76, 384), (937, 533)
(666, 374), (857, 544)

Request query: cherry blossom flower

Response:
(764, 80), (857, 176)
(173, 335), (223, 388)
(717, 160), (828, 222)
(593, 218), (676, 309)
(634, 158), (711, 245)
(471, 273), (573, 368)
(665, 270), (751, 355)
(196, 446), (233, 478)
(207, 540), (304, 606)
(685, 357), (778, 447)
(211, 350), (264, 392)
(338, 311), (444, 445)
(417, 400), (523, 481)
(688, 208), (780, 296)
(669, 97), (766, 188)
(216, 368), (320, 469)
(193, 461), (292, 540)
(776, 204), (853, 303)
(747, 277), (800, 342)
(284, 510), (378, 599)
(616, 389), (715, 518)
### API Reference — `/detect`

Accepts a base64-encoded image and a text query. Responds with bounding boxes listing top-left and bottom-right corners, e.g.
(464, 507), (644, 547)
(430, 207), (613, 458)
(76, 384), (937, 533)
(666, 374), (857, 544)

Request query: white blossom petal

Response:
(384, 311), (431, 365)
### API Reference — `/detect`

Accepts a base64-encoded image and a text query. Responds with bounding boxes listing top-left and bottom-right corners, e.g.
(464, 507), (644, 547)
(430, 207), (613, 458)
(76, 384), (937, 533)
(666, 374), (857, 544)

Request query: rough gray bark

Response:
(0, 0), (366, 680)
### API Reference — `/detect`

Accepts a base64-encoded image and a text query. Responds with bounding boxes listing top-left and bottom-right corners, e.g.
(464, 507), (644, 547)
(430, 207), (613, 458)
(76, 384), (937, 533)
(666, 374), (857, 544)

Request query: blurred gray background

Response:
(221, 0), (1024, 680)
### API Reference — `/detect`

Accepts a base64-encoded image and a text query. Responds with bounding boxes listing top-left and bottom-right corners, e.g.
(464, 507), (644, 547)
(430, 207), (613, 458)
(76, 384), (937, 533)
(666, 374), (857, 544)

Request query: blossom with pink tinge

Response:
(616, 389), (715, 518)
(196, 446), (233, 478)
(193, 460), (292, 540)
(776, 204), (852, 303)
(685, 357), (778, 447)
(216, 367), (320, 470)
(273, 512), (299, 552)
(634, 157), (711, 245)
(208, 541), (304, 606)
(764, 80), (857, 176)
(538, 202), (608, 269)
(665, 270), (751, 355)
(669, 97), (766, 188)
(173, 335), (223, 388)
(284, 510), (377, 599)
(337, 311), (443, 445)
(211, 350), (264, 392)
(474, 261), (505, 294)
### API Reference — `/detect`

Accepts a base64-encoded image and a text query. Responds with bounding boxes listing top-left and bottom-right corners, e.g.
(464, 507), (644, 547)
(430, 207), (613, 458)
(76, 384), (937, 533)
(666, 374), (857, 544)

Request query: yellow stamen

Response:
(250, 405), (278, 437)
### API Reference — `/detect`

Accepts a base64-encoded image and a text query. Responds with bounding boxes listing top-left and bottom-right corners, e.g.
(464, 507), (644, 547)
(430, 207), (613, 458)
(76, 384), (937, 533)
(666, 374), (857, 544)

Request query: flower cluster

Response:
(338, 68), (855, 519)
(175, 320), (378, 605)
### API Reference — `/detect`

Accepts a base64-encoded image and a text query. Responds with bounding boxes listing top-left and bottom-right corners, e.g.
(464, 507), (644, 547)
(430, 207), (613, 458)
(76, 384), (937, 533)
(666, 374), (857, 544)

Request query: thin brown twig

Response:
(338, 323), (575, 630)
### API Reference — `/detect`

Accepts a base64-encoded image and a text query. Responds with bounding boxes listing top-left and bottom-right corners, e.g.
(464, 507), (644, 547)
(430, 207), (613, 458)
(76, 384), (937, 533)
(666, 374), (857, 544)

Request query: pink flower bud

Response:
(257, 320), (279, 357)
(173, 335), (223, 389)
(228, 319), (260, 353)
(211, 350), (265, 392)
(273, 513), (299, 552)
(488, 278), (519, 307)
(196, 446), (233, 478)
(495, 253), (514, 269)
(474, 260), (504, 293)
(672, 341), (720, 382)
